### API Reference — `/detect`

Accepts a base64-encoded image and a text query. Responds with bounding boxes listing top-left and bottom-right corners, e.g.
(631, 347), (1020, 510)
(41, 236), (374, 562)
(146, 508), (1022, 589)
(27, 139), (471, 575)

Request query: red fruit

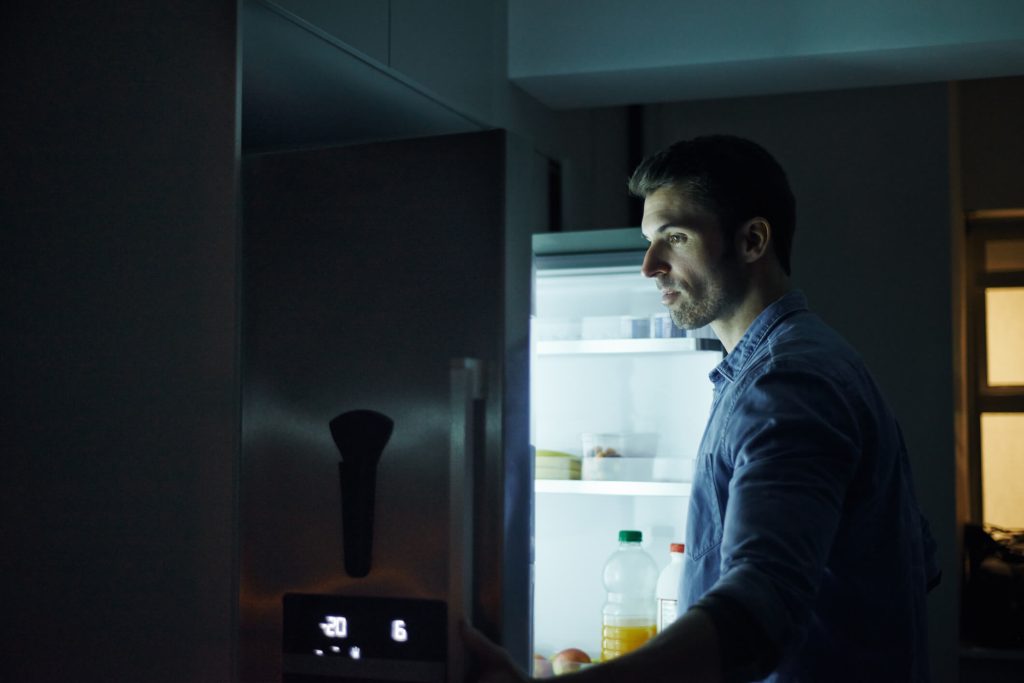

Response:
(551, 647), (591, 675)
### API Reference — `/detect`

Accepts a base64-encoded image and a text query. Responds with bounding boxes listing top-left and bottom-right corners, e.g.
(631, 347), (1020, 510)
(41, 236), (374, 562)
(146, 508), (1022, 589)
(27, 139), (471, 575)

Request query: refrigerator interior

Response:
(530, 251), (722, 661)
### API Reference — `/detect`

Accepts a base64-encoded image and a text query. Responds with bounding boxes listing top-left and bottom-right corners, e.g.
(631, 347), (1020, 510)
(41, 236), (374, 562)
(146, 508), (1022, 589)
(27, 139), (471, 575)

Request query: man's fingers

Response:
(461, 620), (506, 665)
(459, 620), (525, 682)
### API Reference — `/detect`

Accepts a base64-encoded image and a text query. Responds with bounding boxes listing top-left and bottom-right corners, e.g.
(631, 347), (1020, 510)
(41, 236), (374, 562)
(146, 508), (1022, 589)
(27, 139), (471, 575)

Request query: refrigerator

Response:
(528, 232), (722, 667)
(238, 130), (720, 682)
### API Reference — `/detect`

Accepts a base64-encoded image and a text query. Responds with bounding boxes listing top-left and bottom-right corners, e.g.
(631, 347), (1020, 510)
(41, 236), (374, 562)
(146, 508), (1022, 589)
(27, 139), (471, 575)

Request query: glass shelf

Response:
(534, 479), (692, 497)
(536, 338), (721, 355)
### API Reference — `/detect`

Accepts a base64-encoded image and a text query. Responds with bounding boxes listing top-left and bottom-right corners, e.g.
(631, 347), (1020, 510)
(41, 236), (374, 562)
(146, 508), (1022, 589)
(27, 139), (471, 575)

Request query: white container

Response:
(650, 313), (686, 339)
(533, 317), (582, 341)
(581, 316), (651, 340)
(580, 432), (659, 459)
(581, 432), (659, 482)
(656, 543), (685, 632)
(651, 457), (697, 483)
(583, 457), (654, 482)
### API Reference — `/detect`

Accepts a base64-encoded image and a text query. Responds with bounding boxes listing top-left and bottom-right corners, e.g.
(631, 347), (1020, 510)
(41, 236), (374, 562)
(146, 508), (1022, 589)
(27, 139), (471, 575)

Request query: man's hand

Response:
(460, 620), (532, 683)
(460, 607), (722, 683)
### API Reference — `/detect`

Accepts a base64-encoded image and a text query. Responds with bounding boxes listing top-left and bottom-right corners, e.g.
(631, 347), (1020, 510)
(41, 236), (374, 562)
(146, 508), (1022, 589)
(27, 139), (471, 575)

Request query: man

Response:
(465, 135), (939, 682)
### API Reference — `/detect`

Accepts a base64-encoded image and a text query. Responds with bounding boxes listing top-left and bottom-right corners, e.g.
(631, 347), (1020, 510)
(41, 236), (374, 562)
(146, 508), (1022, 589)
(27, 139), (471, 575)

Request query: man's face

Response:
(640, 186), (746, 329)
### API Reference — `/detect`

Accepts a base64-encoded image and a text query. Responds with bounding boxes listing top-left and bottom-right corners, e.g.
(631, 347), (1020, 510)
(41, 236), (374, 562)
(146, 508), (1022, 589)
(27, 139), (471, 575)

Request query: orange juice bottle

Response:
(600, 530), (658, 661)
(601, 621), (658, 661)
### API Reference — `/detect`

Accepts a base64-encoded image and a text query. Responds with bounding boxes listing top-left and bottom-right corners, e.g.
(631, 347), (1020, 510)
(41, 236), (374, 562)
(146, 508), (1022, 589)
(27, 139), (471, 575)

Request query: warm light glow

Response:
(981, 412), (1024, 527)
(985, 287), (1024, 386)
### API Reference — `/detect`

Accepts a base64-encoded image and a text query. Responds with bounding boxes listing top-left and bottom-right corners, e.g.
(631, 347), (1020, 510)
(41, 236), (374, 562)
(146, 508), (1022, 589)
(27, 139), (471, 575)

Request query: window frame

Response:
(965, 210), (1024, 522)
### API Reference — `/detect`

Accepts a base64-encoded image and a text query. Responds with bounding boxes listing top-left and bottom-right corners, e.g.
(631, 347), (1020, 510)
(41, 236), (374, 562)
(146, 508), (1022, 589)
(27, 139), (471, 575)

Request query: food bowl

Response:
(580, 432), (659, 481)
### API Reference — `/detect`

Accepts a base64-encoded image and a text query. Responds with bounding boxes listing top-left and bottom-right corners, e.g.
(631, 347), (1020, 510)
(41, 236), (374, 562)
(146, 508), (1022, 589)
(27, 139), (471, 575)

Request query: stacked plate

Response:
(535, 449), (582, 480)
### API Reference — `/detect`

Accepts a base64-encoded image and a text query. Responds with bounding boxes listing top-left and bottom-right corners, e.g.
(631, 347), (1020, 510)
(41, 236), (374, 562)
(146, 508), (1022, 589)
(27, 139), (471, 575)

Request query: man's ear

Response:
(736, 217), (772, 264)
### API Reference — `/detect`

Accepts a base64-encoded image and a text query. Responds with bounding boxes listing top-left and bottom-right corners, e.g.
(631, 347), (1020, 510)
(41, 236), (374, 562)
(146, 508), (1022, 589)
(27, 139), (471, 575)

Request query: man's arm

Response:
(462, 608), (722, 683)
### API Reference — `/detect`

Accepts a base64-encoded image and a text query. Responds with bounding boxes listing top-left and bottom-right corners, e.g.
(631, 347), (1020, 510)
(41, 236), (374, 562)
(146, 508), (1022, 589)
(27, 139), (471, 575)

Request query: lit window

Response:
(967, 213), (1024, 528)
(984, 287), (1024, 386)
(980, 413), (1024, 527)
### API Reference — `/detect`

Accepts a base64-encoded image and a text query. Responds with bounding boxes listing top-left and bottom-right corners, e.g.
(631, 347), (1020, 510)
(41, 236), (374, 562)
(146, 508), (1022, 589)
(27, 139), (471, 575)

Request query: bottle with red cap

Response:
(656, 542), (685, 632)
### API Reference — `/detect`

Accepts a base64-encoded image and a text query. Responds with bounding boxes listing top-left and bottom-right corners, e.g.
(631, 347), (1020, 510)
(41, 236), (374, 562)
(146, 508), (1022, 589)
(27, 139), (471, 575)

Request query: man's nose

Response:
(641, 243), (668, 278)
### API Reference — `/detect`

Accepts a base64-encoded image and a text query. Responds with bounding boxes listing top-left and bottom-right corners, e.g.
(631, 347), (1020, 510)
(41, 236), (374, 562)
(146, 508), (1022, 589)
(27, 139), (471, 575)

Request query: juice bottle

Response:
(601, 530), (658, 661)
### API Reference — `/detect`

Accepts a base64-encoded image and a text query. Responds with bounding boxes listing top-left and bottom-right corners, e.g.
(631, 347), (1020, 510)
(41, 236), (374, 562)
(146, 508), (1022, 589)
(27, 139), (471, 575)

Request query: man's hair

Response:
(628, 135), (796, 276)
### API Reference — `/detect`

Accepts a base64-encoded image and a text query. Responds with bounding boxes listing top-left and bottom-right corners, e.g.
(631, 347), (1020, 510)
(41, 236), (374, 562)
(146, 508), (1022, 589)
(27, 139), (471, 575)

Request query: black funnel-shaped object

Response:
(329, 409), (394, 578)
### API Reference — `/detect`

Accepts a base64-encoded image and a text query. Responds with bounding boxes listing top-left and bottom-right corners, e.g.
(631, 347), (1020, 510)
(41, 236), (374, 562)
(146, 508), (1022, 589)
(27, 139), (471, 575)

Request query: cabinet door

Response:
(273, 0), (389, 64)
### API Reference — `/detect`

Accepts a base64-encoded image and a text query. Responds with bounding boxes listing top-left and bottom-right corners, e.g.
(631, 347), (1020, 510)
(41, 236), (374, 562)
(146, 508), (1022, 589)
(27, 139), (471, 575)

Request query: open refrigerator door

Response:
(529, 229), (722, 673)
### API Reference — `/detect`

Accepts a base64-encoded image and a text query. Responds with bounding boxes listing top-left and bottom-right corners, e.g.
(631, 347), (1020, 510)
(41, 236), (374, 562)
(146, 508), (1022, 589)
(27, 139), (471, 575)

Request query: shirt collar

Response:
(709, 289), (808, 385)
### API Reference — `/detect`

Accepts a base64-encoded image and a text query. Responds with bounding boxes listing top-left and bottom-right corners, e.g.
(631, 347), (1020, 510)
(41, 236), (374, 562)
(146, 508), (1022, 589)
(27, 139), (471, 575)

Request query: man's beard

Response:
(664, 254), (745, 330)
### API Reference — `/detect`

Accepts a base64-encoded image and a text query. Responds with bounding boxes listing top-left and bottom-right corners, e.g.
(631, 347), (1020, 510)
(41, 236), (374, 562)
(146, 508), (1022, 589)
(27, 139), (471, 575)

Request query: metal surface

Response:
(448, 359), (485, 683)
(239, 131), (527, 681)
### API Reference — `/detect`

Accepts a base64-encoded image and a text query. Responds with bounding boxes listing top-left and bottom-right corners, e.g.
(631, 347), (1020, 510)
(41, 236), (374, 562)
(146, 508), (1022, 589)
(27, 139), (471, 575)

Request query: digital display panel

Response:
(282, 594), (447, 683)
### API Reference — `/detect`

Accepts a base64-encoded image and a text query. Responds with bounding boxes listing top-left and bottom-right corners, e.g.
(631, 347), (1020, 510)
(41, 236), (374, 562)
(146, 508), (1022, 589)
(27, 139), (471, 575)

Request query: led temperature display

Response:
(282, 594), (447, 667)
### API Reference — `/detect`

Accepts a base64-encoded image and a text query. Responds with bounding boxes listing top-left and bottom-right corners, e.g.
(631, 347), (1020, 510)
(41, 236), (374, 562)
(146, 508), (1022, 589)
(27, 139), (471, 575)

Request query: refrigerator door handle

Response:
(449, 357), (485, 683)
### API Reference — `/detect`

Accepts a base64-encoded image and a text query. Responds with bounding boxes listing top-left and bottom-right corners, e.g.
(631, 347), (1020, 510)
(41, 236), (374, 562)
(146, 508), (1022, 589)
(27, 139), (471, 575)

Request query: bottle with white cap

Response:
(656, 542), (685, 632)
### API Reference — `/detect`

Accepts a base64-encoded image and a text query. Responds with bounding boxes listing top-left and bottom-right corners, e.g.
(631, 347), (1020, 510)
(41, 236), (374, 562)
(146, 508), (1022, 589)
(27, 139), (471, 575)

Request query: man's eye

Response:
(668, 233), (687, 245)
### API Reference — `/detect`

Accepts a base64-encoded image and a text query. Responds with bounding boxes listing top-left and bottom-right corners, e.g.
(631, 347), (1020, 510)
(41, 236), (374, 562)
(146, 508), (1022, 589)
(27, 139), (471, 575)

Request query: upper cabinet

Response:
(241, 0), (485, 152)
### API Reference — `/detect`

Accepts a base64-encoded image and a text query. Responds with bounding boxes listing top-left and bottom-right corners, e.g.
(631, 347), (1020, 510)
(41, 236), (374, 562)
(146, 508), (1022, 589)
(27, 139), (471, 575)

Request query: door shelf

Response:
(536, 338), (721, 355)
(534, 479), (692, 497)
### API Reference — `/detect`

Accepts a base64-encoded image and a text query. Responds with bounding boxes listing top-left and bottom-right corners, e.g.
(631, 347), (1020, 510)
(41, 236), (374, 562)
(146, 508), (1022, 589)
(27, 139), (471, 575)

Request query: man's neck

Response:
(711, 278), (792, 354)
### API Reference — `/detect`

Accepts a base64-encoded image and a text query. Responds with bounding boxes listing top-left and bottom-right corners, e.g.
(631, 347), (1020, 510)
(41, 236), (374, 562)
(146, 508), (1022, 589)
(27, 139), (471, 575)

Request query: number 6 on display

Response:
(390, 619), (408, 642)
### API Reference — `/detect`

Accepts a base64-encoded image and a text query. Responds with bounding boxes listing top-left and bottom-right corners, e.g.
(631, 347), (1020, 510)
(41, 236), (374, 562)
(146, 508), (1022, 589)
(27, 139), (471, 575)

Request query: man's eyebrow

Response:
(642, 222), (687, 239)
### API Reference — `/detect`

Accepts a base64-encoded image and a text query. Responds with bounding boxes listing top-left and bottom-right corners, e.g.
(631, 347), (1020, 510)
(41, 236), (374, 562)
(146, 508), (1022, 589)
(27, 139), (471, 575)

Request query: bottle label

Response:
(656, 598), (678, 632)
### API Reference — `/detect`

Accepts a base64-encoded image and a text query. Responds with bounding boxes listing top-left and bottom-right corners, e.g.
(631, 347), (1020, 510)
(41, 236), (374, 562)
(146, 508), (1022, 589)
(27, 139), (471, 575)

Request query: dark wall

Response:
(645, 83), (958, 681)
(960, 76), (1024, 210)
(1, 2), (240, 681)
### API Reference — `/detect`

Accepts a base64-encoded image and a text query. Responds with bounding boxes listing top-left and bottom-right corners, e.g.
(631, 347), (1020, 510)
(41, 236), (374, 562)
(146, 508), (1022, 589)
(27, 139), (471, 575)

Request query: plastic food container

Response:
(580, 433), (659, 481)
(580, 316), (651, 340)
(650, 313), (687, 339)
(651, 457), (697, 482)
(533, 317), (582, 341)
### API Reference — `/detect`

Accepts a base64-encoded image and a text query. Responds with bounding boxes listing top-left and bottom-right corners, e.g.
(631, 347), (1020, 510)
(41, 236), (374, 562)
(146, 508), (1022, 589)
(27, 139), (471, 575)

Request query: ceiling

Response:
(242, 0), (1024, 150)
(508, 0), (1024, 108)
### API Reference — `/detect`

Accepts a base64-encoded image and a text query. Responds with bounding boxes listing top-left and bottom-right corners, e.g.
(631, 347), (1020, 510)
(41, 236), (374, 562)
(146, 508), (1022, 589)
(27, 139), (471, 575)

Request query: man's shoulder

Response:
(763, 310), (862, 368)
(734, 312), (867, 395)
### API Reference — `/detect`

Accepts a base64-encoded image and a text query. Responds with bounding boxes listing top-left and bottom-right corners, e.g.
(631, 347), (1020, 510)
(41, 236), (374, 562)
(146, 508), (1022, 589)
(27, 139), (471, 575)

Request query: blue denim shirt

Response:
(682, 290), (938, 682)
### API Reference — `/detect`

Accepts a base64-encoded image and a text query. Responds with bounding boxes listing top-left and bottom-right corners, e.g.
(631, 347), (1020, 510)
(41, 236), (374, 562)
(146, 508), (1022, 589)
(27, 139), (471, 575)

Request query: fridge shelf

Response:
(535, 338), (721, 355)
(534, 479), (692, 497)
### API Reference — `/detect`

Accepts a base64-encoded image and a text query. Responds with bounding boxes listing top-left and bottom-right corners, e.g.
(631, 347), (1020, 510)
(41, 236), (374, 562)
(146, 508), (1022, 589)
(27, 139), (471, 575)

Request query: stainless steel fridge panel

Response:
(240, 131), (529, 681)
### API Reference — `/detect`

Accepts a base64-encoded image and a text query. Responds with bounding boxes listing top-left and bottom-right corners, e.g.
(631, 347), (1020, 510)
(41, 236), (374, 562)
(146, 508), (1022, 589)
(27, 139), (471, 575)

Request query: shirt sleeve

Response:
(691, 591), (780, 682)
(703, 359), (863, 660)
